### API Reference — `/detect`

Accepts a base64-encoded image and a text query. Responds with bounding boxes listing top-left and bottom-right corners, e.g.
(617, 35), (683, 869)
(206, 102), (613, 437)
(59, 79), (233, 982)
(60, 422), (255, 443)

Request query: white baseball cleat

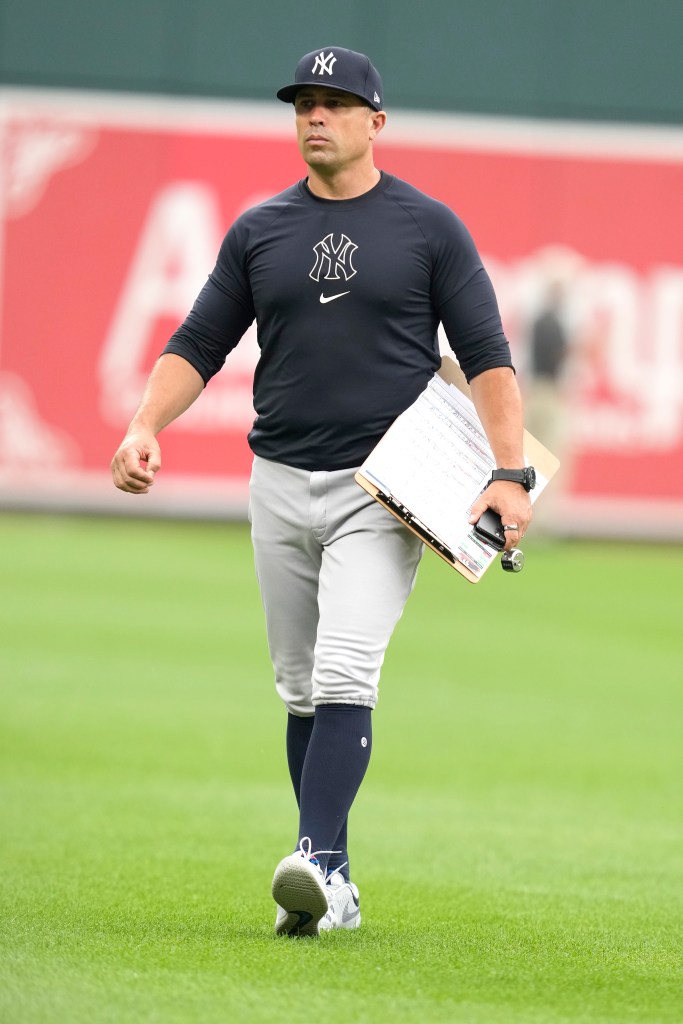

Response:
(319, 870), (361, 931)
(272, 837), (330, 937)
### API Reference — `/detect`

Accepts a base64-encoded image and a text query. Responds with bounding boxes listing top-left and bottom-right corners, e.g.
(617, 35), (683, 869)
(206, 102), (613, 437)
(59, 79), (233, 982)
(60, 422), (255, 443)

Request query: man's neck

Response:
(306, 165), (381, 201)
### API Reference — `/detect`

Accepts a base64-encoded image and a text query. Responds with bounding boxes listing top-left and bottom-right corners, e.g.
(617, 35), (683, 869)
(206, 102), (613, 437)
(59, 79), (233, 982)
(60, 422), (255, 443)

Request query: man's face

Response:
(294, 86), (378, 172)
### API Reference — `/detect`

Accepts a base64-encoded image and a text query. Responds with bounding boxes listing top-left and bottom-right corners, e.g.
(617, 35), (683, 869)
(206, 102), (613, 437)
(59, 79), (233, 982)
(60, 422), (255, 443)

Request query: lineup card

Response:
(359, 374), (551, 579)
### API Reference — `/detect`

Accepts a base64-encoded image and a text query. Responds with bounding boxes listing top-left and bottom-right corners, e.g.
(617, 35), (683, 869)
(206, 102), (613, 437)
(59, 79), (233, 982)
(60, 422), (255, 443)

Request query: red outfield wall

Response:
(1, 89), (682, 535)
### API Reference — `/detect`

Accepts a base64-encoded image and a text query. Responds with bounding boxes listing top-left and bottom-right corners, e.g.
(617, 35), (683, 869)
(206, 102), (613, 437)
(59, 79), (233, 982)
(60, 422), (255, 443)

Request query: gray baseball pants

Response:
(248, 455), (423, 716)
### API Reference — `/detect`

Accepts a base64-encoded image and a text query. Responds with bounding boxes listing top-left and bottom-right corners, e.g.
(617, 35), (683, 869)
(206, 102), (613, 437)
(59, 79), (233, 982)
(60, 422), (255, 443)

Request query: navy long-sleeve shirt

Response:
(163, 172), (512, 471)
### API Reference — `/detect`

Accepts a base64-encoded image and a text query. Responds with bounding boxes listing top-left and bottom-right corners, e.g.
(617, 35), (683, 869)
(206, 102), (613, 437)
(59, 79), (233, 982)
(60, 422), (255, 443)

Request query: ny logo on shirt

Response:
(309, 233), (358, 281)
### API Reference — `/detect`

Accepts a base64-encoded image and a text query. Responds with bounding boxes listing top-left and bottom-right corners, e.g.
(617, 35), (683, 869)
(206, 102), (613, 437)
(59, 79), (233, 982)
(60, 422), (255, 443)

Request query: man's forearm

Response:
(129, 353), (204, 435)
(467, 365), (532, 548)
(469, 366), (525, 467)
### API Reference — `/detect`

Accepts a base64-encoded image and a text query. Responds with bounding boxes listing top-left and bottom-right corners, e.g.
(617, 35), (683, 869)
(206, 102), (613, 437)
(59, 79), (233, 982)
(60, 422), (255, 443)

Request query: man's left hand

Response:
(469, 480), (533, 551)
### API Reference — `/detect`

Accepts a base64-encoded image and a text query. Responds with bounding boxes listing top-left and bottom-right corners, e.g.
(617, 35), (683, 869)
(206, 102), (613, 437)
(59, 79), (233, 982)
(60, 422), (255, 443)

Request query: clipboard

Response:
(355, 357), (560, 584)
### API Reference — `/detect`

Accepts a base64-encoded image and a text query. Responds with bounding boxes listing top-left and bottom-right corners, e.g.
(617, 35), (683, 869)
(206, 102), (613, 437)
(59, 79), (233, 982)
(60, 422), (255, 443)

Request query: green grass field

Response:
(1, 513), (681, 1023)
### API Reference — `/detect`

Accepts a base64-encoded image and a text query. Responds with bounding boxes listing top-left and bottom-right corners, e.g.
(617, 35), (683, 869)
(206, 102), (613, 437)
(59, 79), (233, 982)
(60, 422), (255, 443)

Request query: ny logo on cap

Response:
(311, 50), (336, 76)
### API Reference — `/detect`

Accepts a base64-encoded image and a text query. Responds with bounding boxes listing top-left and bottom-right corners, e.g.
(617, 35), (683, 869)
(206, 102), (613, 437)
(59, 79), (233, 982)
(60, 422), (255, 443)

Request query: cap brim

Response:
(276, 82), (380, 109)
(276, 84), (302, 103)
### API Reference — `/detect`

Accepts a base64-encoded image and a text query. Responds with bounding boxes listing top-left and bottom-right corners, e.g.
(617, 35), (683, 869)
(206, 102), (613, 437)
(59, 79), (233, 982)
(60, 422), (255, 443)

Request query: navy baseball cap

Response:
(277, 46), (384, 111)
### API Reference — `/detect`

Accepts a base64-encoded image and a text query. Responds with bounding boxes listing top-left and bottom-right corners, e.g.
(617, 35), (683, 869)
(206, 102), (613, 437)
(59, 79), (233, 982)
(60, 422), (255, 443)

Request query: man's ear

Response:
(369, 111), (387, 140)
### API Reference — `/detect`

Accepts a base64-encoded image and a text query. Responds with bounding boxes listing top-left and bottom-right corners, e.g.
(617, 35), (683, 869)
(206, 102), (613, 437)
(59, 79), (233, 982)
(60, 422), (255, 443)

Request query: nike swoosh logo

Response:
(341, 904), (360, 923)
(320, 291), (350, 304)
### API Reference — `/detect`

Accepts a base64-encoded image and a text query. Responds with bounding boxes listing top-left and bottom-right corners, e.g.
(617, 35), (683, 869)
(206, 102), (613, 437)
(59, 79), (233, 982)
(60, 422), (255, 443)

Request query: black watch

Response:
(489, 466), (537, 492)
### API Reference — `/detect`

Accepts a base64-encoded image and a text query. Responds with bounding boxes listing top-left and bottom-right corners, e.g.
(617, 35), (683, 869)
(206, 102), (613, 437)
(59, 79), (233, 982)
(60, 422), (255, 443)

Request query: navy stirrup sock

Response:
(297, 704), (372, 877)
(327, 820), (349, 881)
(286, 711), (351, 880)
(286, 712), (314, 808)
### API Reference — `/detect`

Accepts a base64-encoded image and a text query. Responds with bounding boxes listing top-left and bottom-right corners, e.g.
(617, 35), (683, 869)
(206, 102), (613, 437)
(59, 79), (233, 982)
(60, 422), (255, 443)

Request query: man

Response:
(111, 46), (532, 937)
(525, 276), (573, 478)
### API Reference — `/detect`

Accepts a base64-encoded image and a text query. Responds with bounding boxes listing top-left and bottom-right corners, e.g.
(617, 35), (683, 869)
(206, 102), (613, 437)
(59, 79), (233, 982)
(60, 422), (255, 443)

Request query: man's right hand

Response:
(111, 430), (161, 494)
(109, 354), (204, 493)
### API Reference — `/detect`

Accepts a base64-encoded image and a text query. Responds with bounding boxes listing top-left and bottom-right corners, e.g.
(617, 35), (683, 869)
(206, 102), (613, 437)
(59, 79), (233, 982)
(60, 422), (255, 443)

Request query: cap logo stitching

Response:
(374, 92), (381, 104)
(311, 50), (336, 76)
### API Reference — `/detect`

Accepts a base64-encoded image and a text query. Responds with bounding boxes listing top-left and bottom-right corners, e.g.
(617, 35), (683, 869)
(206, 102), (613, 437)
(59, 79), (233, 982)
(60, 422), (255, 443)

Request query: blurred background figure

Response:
(521, 249), (587, 534)
(526, 278), (571, 453)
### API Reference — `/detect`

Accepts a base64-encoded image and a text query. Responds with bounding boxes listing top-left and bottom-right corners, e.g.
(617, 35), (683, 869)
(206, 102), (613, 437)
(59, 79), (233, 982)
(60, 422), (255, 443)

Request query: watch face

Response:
(526, 467), (537, 490)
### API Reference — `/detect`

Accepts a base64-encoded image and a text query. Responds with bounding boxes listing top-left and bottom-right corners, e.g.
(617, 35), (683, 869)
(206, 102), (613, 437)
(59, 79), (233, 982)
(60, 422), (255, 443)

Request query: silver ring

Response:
(503, 523), (519, 531)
